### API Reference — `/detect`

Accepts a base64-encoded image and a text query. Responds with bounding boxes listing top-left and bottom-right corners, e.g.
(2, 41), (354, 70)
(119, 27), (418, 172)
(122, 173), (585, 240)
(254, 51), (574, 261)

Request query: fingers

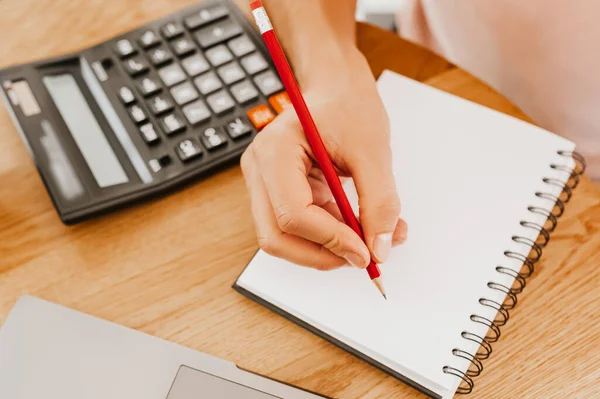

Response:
(392, 217), (408, 246)
(249, 122), (371, 268)
(241, 145), (347, 270)
(349, 147), (402, 264)
(320, 200), (344, 223)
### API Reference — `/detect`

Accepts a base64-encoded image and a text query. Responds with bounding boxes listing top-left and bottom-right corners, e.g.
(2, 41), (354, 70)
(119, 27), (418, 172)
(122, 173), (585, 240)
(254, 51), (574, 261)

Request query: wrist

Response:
(295, 43), (371, 92)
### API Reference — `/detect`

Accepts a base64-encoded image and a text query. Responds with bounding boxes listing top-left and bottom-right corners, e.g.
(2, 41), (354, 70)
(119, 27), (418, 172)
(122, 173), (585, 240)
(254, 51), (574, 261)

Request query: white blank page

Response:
(237, 71), (575, 398)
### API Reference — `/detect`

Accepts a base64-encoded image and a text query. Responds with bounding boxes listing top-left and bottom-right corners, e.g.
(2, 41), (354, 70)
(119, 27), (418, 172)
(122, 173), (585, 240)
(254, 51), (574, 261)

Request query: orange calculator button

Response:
(247, 104), (275, 130)
(269, 92), (291, 114)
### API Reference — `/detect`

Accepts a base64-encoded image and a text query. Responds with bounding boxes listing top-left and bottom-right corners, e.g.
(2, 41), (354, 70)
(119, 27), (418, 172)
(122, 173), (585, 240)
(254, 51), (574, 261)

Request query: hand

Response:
(241, 49), (407, 270)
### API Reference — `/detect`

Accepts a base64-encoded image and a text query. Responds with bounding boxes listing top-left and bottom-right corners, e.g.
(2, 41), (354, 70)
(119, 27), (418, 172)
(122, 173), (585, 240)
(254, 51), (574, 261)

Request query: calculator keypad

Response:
(201, 127), (228, 150)
(129, 105), (148, 124)
(195, 18), (242, 48)
(182, 100), (211, 125)
(171, 37), (196, 57)
(228, 35), (255, 57)
(118, 86), (136, 105)
(269, 91), (291, 114)
(139, 30), (161, 49)
(137, 77), (162, 97)
(110, 2), (285, 178)
(148, 95), (174, 115)
(247, 104), (275, 130)
(161, 113), (187, 135)
(230, 80), (258, 104)
(240, 53), (268, 75)
(148, 46), (174, 67)
(207, 90), (236, 115)
(162, 22), (185, 39)
(176, 138), (203, 162)
(194, 71), (222, 95)
(254, 70), (284, 96)
(123, 56), (150, 76)
(185, 5), (229, 29)
(181, 54), (210, 76)
(139, 123), (161, 145)
(226, 116), (253, 139)
(217, 62), (245, 85)
(159, 64), (187, 87)
(171, 81), (199, 105)
(206, 45), (233, 67)
(115, 39), (136, 58)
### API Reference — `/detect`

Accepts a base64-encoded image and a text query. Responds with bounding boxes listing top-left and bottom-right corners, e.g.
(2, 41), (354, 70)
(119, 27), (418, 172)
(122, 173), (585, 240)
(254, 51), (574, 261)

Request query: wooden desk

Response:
(1, 1), (599, 398)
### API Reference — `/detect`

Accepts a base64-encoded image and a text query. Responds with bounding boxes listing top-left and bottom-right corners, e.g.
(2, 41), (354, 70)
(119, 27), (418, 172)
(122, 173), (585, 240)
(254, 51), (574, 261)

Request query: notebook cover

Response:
(232, 251), (443, 399)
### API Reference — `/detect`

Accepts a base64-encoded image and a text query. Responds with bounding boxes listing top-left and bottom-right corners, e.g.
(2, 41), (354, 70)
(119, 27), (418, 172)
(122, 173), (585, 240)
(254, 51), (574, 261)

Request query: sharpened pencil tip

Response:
(373, 277), (387, 300)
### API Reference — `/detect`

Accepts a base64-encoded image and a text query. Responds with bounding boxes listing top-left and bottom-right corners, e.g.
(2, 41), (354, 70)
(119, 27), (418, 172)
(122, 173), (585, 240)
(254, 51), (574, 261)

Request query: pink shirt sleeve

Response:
(396, 0), (600, 178)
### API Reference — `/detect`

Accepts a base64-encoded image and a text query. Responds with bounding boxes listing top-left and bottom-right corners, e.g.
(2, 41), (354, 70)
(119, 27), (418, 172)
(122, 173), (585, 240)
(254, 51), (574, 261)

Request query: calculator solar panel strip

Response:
(0, 0), (288, 224)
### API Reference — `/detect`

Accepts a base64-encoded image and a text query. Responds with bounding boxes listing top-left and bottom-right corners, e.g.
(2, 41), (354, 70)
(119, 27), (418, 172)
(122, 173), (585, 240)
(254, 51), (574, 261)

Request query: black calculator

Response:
(0, 0), (289, 224)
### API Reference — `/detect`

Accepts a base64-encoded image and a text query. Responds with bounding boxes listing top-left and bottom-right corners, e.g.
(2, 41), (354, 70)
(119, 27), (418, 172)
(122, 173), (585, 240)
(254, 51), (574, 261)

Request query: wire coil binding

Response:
(442, 151), (586, 394)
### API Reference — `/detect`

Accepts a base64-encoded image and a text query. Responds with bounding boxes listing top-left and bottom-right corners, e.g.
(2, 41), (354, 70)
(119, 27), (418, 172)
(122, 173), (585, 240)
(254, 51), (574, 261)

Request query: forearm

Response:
(260, 0), (365, 89)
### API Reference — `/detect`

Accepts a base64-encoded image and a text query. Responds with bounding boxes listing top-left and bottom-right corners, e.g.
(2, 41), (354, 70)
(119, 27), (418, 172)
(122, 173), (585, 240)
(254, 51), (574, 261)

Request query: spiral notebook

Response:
(233, 71), (585, 398)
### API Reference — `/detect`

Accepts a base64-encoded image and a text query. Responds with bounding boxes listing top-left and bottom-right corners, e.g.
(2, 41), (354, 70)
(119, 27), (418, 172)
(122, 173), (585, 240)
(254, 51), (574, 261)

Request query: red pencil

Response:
(250, 0), (387, 299)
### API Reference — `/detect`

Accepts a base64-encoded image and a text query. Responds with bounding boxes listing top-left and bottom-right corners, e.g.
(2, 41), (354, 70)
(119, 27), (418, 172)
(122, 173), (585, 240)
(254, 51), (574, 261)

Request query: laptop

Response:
(0, 296), (327, 399)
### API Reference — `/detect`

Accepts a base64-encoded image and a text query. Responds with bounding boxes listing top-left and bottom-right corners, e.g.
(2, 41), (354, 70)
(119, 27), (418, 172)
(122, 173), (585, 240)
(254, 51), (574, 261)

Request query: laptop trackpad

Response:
(167, 365), (282, 399)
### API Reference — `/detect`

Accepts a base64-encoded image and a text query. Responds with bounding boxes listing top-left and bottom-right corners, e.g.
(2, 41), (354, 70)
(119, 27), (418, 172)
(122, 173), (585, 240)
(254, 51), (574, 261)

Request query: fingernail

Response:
(393, 230), (407, 246)
(374, 233), (393, 262)
(345, 253), (367, 269)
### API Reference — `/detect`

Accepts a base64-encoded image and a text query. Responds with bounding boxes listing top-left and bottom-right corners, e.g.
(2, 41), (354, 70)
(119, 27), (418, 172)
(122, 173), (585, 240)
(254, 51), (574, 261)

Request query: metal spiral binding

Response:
(442, 151), (586, 395)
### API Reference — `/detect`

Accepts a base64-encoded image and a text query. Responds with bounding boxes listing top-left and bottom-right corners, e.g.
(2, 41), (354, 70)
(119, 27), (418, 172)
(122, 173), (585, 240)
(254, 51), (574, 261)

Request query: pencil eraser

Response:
(250, 0), (263, 11)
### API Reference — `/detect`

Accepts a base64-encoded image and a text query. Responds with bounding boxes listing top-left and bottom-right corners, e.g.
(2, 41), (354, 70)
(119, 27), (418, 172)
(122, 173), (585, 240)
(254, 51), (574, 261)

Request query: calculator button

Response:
(149, 159), (162, 173)
(194, 18), (243, 48)
(230, 80), (259, 104)
(158, 64), (186, 87)
(246, 104), (275, 130)
(254, 70), (284, 96)
(217, 62), (246, 85)
(226, 116), (253, 139)
(118, 86), (136, 105)
(181, 54), (210, 77)
(148, 46), (174, 67)
(114, 39), (136, 58)
(171, 37), (196, 57)
(139, 30), (160, 49)
(147, 94), (174, 115)
(161, 22), (184, 39)
(139, 123), (161, 145)
(240, 53), (268, 75)
(206, 45), (233, 67)
(129, 105), (148, 124)
(149, 155), (171, 173)
(123, 56), (149, 76)
(182, 100), (212, 125)
(170, 81), (199, 105)
(228, 36), (255, 57)
(176, 138), (203, 162)
(136, 77), (162, 97)
(193, 71), (223, 95)
(207, 90), (236, 115)
(160, 113), (186, 135)
(201, 127), (228, 150)
(185, 5), (229, 30)
(269, 92), (291, 114)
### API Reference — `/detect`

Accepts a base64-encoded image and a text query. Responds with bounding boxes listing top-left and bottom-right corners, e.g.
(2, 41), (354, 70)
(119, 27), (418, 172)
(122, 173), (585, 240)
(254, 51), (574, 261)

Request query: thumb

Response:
(351, 153), (401, 264)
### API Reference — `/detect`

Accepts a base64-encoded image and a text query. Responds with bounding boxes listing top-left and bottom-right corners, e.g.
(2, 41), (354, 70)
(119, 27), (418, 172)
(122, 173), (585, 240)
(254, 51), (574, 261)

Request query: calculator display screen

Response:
(43, 74), (129, 188)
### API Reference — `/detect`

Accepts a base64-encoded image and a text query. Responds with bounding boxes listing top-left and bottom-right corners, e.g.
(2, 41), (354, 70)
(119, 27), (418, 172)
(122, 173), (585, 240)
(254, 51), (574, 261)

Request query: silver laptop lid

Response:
(0, 297), (325, 399)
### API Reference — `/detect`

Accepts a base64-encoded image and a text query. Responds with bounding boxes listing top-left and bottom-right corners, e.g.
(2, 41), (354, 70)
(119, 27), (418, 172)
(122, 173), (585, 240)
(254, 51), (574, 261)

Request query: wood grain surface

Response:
(0, 1), (599, 398)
